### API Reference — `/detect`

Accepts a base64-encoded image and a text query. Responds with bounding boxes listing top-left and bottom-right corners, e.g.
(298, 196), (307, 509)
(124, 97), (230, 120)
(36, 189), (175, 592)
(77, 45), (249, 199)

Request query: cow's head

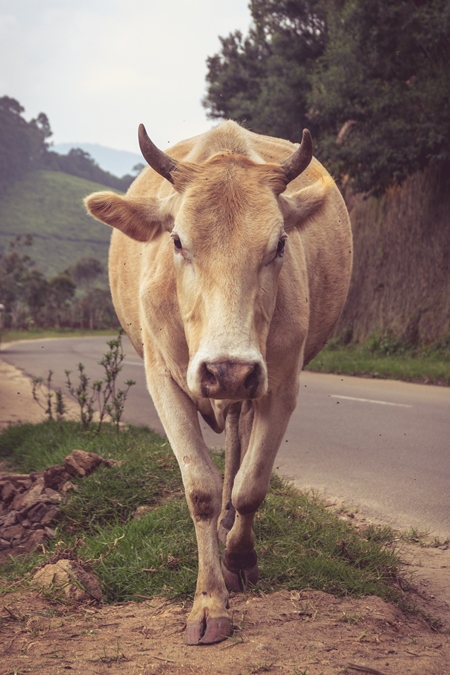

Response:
(85, 124), (330, 401)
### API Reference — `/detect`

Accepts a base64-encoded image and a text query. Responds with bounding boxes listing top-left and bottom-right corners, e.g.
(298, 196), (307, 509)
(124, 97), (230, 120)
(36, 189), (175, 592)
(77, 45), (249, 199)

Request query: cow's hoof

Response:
(185, 616), (232, 645)
(221, 549), (259, 591)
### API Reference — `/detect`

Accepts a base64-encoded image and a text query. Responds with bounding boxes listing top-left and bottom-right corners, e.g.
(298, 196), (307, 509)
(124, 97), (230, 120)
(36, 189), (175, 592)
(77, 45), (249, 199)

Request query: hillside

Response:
(0, 170), (114, 277)
(53, 142), (142, 178)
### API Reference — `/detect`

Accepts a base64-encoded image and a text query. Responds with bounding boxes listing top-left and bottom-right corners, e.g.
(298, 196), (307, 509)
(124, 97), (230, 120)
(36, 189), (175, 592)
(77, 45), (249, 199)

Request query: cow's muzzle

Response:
(199, 360), (265, 400)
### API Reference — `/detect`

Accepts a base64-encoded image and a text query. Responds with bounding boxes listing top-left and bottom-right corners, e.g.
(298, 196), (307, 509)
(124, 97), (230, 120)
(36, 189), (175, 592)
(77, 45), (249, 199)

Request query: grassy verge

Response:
(0, 421), (403, 606)
(306, 335), (450, 386)
(0, 328), (118, 344)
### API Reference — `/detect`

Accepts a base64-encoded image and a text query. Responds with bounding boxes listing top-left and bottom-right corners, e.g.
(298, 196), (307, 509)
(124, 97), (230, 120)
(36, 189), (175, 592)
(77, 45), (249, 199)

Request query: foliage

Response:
(0, 169), (111, 277)
(305, 334), (450, 385)
(31, 370), (66, 424)
(31, 332), (135, 433)
(0, 97), (52, 195)
(204, 0), (326, 143)
(0, 422), (403, 606)
(0, 235), (116, 330)
(0, 96), (133, 196)
(203, 0), (450, 194)
(64, 331), (135, 433)
(308, 0), (450, 194)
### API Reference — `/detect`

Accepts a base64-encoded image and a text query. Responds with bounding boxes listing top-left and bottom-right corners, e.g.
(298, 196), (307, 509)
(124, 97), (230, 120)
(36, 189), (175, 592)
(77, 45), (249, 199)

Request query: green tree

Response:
(203, 0), (326, 142)
(308, 0), (450, 193)
(0, 236), (37, 328)
(67, 257), (104, 290)
(0, 97), (53, 194)
(203, 0), (450, 194)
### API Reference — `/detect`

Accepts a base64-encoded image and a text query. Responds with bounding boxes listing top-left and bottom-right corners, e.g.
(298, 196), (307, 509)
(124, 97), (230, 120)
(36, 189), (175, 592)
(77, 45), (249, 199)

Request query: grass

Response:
(0, 421), (403, 607)
(0, 327), (118, 344)
(0, 170), (112, 277)
(306, 334), (450, 386)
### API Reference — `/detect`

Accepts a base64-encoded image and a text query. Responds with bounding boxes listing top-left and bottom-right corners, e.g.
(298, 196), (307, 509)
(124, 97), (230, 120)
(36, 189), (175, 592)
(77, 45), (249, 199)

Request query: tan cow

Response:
(85, 120), (352, 645)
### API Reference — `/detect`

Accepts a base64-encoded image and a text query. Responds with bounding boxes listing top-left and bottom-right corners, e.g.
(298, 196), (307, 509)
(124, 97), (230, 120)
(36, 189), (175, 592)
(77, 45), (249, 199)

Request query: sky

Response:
(0, 0), (252, 152)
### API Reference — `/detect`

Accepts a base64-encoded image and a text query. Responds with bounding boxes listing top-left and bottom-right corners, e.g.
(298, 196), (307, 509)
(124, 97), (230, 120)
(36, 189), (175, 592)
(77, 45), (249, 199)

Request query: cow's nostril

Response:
(244, 363), (260, 395)
(199, 360), (262, 399)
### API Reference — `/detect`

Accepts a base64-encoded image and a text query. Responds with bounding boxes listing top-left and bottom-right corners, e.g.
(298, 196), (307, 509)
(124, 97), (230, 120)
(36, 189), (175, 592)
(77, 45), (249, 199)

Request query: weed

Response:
(31, 370), (66, 423)
(65, 330), (135, 433)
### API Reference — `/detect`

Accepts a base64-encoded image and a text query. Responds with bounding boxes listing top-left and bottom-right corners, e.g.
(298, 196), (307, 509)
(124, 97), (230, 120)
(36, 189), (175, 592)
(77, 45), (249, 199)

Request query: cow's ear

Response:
(84, 191), (176, 242)
(278, 176), (333, 231)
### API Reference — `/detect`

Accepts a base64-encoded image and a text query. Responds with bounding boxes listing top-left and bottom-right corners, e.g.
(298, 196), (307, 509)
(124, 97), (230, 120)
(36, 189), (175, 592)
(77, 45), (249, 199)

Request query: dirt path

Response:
(1, 358), (449, 674)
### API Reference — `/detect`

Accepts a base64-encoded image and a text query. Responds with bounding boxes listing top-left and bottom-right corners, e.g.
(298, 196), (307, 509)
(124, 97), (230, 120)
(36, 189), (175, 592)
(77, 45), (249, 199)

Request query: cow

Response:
(85, 120), (352, 645)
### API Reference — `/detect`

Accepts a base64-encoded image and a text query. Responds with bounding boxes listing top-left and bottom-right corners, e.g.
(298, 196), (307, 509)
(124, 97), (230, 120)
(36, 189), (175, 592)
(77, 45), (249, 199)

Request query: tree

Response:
(308, 0), (450, 193)
(0, 97), (53, 194)
(67, 257), (104, 289)
(203, 0), (450, 194)
(203, 0), (326, 142)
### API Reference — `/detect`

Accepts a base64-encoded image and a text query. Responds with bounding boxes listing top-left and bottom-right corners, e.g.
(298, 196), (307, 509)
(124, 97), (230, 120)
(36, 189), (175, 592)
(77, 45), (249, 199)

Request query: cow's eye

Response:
(276, 237), (286, 257)
(172, 235), (182, 251)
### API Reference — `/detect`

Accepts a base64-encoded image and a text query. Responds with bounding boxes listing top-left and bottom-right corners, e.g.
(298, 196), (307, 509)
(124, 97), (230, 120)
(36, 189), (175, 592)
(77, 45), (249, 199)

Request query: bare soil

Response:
(1, 358), (449, 674)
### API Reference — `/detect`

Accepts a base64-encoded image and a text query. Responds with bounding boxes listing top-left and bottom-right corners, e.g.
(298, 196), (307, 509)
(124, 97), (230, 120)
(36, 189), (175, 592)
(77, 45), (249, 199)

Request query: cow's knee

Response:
(188, 489), (220, 522)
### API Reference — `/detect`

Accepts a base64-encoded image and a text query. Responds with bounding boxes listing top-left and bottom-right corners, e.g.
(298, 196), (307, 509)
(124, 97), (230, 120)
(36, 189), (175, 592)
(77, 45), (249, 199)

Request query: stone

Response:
(11, 482), (45, 512)
(43, 465), (69, 491)
(2, 524), (25, 541)
(33, 559), (103, 601)
(40, 506), (60, 527)
(1, 510), (17, 528)
(1, 482), (18, 505)
(64, 450), (105, 478)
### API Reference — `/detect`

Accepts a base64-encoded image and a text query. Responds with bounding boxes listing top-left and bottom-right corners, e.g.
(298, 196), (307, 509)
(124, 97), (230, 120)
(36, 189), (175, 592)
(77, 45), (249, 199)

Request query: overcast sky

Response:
(0, 0), (252, 152)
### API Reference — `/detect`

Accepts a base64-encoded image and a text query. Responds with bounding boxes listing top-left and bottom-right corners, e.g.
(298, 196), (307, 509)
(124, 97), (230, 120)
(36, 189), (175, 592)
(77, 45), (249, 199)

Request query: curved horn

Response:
(138, 123), (178, 184)
(281, 129), (313, 184)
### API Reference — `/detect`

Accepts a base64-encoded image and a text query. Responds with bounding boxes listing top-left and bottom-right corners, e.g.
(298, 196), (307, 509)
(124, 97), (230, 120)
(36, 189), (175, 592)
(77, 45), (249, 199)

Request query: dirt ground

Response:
(1, 357), (449, 675)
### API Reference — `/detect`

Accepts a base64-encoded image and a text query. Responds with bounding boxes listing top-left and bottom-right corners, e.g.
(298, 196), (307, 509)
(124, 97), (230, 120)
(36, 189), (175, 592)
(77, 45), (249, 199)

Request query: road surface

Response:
(1, 335), (449, 538)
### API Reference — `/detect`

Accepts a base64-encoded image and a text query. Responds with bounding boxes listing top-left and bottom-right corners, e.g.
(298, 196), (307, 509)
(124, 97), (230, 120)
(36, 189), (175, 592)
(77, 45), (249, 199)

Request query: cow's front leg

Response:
(222, 388), (297, 591)
(145, 369), (230, 644)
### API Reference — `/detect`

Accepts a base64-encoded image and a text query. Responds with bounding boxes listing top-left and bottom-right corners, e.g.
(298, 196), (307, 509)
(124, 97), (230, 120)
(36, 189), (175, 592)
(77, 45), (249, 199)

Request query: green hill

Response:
(0, 170), (115, 277)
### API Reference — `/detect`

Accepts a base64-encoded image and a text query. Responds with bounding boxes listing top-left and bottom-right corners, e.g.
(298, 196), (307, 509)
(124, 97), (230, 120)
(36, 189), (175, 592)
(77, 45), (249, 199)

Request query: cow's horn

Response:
(138, 123), (178, 184)
(281, 129), (313, 183)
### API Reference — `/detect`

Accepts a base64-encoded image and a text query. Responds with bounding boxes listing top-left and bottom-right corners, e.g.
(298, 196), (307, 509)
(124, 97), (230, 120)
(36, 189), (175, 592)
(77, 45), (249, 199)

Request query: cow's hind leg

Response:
(222, 390), (296, 592)
(219, 402), (254, 547)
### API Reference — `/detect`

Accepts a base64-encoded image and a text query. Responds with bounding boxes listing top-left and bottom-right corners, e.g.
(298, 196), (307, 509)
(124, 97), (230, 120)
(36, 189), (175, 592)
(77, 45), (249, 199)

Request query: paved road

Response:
(1, 336), (449, 538)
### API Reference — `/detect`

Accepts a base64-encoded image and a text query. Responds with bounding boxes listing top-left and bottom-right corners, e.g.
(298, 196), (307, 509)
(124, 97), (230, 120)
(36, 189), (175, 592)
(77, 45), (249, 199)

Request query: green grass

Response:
(0, 170), (113, 276)
(0, 327), (118, 344)
(306, 335), (450, 386)
(0, 421), (403, 607)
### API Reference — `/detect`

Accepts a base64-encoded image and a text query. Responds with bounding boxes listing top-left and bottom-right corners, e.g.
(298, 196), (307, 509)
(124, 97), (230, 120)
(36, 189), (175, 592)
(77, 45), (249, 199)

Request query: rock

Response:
(43, 465), (70, 491)
(33, 559), (103, 602)
(11, 482), (45, 512)
(64, 450), (105, 478)
(1, 482), (19, 505)
(2, 524), (25, 541)
(133, 505), (154, 520)
(25, 529), (47, 551)
(2, 510), (17, 527)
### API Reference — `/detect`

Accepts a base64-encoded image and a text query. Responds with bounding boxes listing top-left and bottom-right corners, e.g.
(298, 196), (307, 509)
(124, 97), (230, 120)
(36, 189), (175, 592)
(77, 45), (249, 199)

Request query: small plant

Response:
(32, 331), (135, 433)
(31, 370), (66, 423)
(65, 330), (135, 434)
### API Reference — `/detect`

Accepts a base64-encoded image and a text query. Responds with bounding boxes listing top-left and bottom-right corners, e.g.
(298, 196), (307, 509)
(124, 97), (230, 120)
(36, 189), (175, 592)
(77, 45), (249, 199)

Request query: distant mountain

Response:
(0, 170), (112, 277)
(53, 143), (143, 178)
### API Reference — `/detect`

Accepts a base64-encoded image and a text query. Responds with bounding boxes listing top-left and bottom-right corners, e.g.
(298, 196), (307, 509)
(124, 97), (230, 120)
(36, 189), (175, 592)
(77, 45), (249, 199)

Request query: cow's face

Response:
(85, 125), (329, 401)
(170, 154), (288, 400)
